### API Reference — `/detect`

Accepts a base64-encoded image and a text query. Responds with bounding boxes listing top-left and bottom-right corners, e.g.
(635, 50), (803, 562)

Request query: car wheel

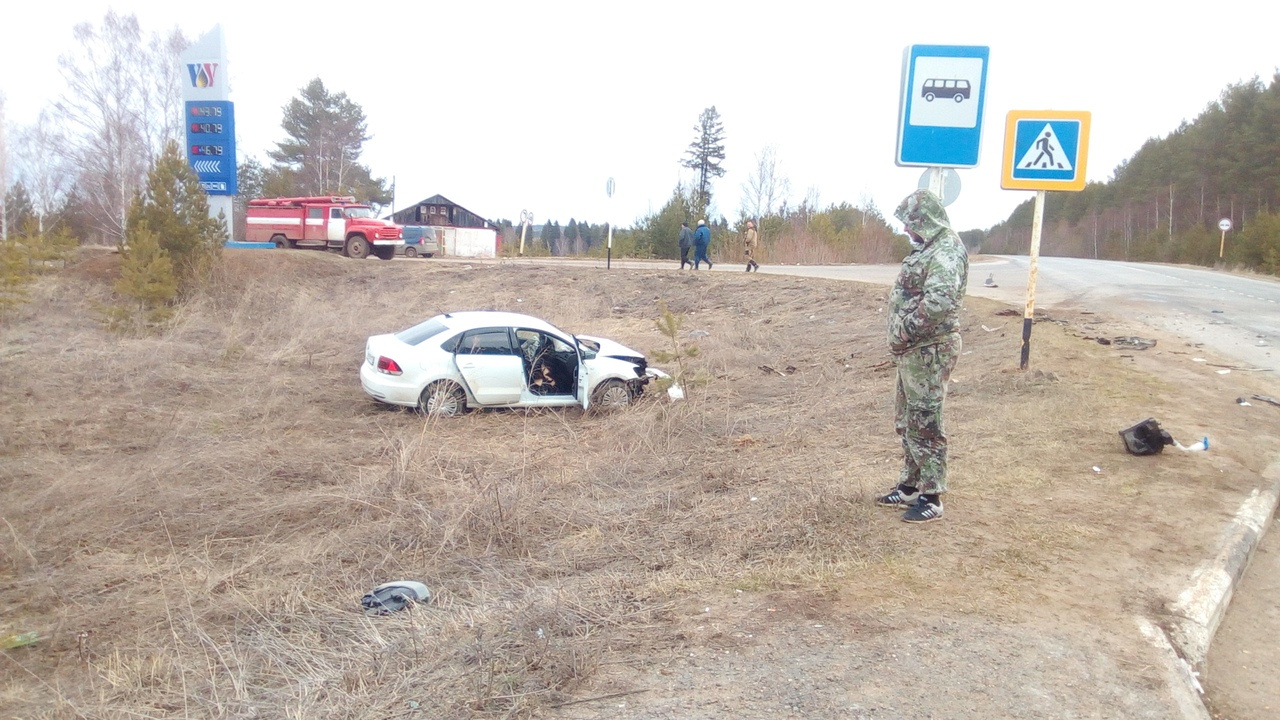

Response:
(924, 92), (935, 102)
(404, 246), (418, 258)
(419, 381), (467, 417)
(591, 379), (632, 411)
(345, 235), (369, 259)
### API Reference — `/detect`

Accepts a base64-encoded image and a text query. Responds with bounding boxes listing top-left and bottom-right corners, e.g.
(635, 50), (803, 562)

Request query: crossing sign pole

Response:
(1020, 190), (1046, 370)
(1001, 110), (1092, 370)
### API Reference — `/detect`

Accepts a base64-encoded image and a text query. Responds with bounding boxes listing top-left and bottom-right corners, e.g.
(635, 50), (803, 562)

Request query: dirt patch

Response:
(2, 250), (1278, 717)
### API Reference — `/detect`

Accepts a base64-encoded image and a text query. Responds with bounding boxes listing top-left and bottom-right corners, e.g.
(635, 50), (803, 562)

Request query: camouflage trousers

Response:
(894, 334), (962, 495)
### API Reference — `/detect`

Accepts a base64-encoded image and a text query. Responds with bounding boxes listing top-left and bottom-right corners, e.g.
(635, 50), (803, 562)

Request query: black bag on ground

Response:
(1119, 418), (1174, 455)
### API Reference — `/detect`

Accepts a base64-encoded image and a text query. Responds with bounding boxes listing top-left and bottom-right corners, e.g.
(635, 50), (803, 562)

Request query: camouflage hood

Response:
(894, 190), (953, 246)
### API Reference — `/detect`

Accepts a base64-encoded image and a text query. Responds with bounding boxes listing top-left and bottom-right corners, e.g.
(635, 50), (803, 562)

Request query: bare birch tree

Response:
(0, 93), (8, 241)
(14, 112), (75, 232)
(739, 146), (790, 221)
(51, 11), (188, 244)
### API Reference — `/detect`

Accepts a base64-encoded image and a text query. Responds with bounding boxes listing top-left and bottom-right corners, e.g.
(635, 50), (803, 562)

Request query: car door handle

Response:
(460, 362), (476, 369)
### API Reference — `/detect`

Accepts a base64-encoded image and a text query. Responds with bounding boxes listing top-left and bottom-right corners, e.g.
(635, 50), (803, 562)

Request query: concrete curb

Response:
(1156, 459), (1280, 713)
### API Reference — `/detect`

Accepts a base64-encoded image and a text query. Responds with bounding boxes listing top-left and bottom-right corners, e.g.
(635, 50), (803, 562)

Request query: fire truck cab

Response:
(245, 196), (404, 260)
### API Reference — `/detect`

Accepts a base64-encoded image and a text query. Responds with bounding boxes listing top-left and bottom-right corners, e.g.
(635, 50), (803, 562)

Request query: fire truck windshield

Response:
(343, 207), (374, 219)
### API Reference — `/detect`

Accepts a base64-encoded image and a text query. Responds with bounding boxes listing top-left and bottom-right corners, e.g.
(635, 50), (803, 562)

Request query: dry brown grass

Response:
(2, 250), (1279, 717)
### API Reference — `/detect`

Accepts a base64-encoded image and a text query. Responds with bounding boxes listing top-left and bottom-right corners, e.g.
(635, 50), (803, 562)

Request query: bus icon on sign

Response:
(922, 78), (970, 103)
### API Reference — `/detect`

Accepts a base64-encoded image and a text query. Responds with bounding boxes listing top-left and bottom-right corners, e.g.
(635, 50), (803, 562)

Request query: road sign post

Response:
(1218, 217), (1232, 259)
(605, 177), (615, 269)
(518, 209), (532, 257)
(1001, 110), (1092, 370)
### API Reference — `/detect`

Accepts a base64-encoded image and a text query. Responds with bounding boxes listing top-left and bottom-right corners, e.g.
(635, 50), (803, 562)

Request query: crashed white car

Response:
(360, 311), (668, 415)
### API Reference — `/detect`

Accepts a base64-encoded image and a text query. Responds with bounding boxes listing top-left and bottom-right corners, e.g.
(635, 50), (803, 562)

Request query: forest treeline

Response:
(979, 73), (1280, 274)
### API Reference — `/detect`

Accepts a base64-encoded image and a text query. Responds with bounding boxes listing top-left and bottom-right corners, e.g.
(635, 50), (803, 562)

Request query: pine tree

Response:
(0, 237), (32, 322)
(126, 140), (224, 289)
(111, 221), (178, 330)
(266, 78), (391, 205)
(681, 106), (727, 213)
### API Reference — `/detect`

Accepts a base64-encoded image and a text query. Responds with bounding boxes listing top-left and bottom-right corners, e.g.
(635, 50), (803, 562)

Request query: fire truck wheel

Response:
(271, 235), (289, 249)
(345, 235), (369, 259)
(373, 246), (396, 261)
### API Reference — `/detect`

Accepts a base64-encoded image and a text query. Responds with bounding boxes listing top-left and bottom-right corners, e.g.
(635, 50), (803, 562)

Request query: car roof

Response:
(434, 311), (566, 335)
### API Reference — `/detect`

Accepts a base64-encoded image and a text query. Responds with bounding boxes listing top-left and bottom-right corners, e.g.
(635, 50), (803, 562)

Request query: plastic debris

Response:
(688, 330), (710, 339)
(1092, 466), (1102, 473)
(1237, 397), (1253, 406)
(1174, 437), (1209, 452)
(1216, 369), (1231, 375)
(1252, 395), (1280, 407)
(0, 632), (39, 649)
(362, 580), (431, 615)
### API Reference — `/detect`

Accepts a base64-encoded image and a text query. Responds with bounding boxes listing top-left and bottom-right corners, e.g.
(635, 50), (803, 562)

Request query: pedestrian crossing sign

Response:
(1001, 110), (1091, 191)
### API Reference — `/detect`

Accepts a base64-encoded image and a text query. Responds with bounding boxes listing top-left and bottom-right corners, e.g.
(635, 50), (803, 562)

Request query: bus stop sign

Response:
(896, 44), (990, 168)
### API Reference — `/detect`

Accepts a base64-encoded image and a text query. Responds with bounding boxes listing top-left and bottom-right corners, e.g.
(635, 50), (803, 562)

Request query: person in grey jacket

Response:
(678, 221), (695, 269)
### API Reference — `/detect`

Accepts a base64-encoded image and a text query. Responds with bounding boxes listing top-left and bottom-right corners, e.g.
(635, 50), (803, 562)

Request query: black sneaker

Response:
(902, 496), (944, 524)
(876, 484), (920, 508)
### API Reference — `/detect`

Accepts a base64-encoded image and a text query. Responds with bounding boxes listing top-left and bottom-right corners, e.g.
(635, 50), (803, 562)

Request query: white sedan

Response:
(359, 311), (668, 415)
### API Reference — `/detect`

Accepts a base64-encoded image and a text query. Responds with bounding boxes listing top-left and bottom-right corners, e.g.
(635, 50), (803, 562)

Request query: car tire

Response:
(590, 379), (632, 411)
(271, 235), (289, 249)
(345, 235), (369, 259)
(404, 246), (418, 258)
(419, 381), (467, 417)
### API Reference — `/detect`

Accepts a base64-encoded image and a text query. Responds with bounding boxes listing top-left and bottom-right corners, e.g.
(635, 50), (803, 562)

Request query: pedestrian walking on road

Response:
(693, 219), (712, 270)
(742, 220), (760, 272)
(876, 189), (969, 524)
(678, 221), (695, 269)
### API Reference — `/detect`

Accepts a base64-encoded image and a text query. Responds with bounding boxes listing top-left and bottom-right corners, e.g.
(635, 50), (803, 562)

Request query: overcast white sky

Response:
(3, 1), (1278, 233)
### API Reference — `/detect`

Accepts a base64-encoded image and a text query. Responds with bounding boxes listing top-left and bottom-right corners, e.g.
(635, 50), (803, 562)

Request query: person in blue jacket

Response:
(693, 219), (712, 270)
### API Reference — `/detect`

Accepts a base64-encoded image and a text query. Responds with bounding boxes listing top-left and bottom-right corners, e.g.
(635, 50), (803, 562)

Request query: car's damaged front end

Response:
(576, 334), (672, 399)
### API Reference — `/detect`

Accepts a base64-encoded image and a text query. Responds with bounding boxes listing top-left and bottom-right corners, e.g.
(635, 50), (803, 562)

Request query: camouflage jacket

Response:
(886, 190), (969, 355)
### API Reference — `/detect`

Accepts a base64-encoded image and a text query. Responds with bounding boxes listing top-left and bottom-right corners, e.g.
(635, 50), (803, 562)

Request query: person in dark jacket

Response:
(678, 221), (695, 269)
(876, 189), (969, 524)
(693, 219), (712, 270)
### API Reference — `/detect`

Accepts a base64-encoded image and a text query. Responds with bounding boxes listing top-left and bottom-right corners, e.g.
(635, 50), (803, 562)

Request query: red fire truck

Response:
(245, 196), (404, 260)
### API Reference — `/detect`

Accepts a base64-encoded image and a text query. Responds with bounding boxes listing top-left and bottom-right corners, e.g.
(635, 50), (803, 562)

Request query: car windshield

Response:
(395, 318), (449, 346)
(344, 207), (374, 219)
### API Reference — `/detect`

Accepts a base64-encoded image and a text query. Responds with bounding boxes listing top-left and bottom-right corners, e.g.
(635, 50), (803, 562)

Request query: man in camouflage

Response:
(877, 189), (969, 523)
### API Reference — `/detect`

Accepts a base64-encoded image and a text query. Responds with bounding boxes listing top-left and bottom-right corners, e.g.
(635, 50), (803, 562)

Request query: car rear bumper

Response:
(359, 362), (422, 407)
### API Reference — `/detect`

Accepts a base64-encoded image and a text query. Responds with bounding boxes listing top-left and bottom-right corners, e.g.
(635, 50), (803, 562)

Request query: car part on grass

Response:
(1119, 418), (1175, 456)
(1112, 336), (1157, 350)
(362, 581), (431, 615)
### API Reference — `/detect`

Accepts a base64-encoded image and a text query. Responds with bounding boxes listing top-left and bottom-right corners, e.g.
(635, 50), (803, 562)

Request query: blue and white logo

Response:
(1011, 120), (1082, 183)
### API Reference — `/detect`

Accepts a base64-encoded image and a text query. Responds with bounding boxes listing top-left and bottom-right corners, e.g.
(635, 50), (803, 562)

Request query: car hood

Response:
(577, 334), (644, 361)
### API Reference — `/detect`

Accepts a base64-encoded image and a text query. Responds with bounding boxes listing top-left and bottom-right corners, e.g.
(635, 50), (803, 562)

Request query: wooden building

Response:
(392, 194), (493, 229)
